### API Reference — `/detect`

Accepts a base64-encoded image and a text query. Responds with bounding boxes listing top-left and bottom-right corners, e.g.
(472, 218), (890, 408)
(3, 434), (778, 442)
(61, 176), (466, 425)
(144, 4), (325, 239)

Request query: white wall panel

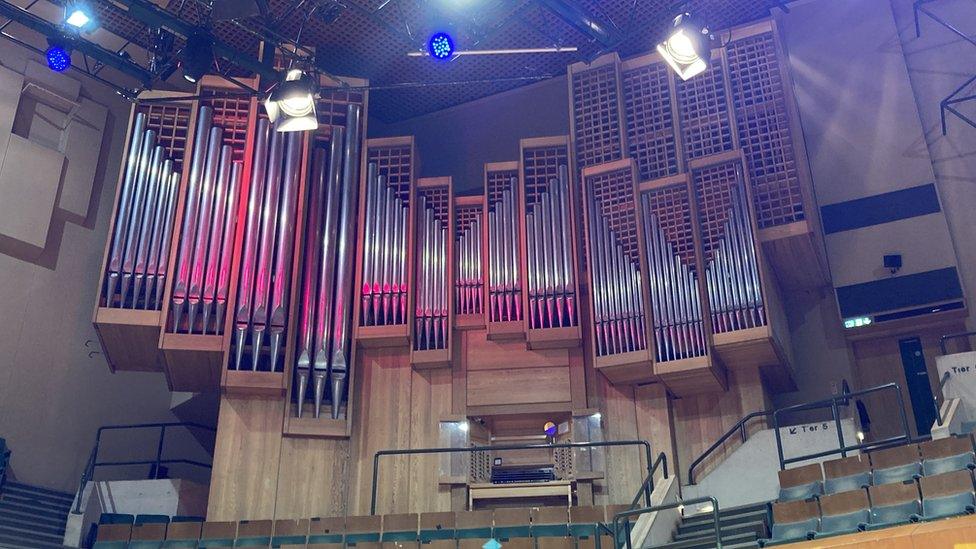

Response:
(0, 134), (64, 246)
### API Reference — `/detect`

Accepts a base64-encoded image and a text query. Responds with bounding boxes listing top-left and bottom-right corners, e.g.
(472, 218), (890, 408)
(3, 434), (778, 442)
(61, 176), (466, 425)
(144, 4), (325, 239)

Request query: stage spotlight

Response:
(656, 12), (714, 81)
(265, 69), (318, 132)
(64, 2), (96, 31)
(46, 42), (71, 72)
(427, 32), (455, 60)
(181, 31), (214, 83)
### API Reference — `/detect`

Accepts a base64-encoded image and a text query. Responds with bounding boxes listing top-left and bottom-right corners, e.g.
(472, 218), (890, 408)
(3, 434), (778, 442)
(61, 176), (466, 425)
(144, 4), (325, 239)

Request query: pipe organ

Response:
(90, 20), (825, 518)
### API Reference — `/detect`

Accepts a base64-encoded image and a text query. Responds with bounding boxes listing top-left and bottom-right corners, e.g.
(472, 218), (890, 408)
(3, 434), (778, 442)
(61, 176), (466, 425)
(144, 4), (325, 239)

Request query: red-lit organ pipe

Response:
(414, 195), (448, 351)
(230, 120), (303, 372)
(170, 106), (245, 334)
(360, 165), (408, 328)
(455, 210), (483, 315)
(487, 184), (520, 322)
(292, 104), (362, 419)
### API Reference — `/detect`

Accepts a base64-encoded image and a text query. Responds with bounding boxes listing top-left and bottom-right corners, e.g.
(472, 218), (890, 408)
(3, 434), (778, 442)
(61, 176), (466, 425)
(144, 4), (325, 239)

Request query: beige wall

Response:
(0, 43), (200, 492)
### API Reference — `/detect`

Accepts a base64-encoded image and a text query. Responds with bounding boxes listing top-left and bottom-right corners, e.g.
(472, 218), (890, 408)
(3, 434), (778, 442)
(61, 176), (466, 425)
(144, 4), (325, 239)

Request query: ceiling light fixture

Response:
(657, 12), (714, 81)
(427, 32), (455, 60)
(265, 68), (318, 132)
(46, 40), (71, 72)
(181, 31), (214, 83)
(64, 2), (95, 31)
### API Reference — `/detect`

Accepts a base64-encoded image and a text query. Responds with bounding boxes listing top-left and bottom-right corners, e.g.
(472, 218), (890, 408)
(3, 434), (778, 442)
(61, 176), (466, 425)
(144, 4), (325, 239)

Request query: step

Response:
(0, 513), (67, 537)
(674, 520), (767, 542)
(2, 482), (75, 503)
(680, 509), (769, 532)
(681, 503), (769, 524)
(0, 523), (68, 546)
(0, 530), (68, 549)
(0, 505), (69, 529)
(655, 531), (760, 549)
(0, 490), (74, 509)
(0, 497), (72, 519)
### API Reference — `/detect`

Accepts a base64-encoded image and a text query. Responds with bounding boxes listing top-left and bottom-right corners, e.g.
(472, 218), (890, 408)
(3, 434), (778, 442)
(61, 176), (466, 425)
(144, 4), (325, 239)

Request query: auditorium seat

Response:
(171, 516), (205, 523)
(493, 507), (532, 539)
(870, 444), (922, 485)
(135, 514), (171, 525)
(605, 504), (632, 545)
(272, 518), (310, 547)
(198, 521), (237, 548)
(422, 539), (457, 549)
(814, 489), (870, 537)
(758, 499), (819, 547)
(568, 506), (604, 539)
(419, 512), (456, 541)
(499, 537), (533, 549)
(537, 536), (574, 549)
(867, 480), (921, 528)
(346, 515), (383, 544)
(455, 510), (493, 539)
(383, 541), (420, 549)
(308, 517), (346, 544)
(93, 523), (132, 549)
(919, 469), (976, 520)
(531, 506), (570, 537)
(458, 539), (490, 549)
(577, 534), (614, 549)
(129, 521), (167, 549)
(101, 513), (137, 525)
(382, 513), (420, 541)
(823, 455), (872, 494)
(235, 519), (273, 547)
(162, 519), (202, 548)
(920, 436), (976, 476)
(776, 463), (824, 501)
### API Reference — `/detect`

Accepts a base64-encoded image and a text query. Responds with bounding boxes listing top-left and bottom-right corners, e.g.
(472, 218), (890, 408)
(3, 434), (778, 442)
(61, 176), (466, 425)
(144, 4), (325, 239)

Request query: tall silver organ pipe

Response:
(104, 111), (182, 311)
(641, 190), (706, 362)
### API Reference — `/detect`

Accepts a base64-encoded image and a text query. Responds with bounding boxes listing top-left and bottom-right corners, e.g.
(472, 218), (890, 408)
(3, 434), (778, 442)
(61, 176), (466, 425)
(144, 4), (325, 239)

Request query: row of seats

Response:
(777, 435), (975, 501)
(761, 468), (976, 546)
(94, 505), (629, 549)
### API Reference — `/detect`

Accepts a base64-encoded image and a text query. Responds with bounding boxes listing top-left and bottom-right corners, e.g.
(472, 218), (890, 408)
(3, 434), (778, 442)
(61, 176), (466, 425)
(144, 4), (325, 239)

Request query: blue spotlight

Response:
(46, 45), (71, 72)
(427, 32), (455, 60)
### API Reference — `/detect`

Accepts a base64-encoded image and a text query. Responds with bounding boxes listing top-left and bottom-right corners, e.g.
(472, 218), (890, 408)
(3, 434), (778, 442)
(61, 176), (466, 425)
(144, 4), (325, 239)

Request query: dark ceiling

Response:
(94, 0), (786, 123)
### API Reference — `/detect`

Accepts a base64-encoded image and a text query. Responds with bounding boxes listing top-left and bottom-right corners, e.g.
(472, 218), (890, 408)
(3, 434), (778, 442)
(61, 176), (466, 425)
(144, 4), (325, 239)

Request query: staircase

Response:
(657, 502), (770, 549)
(0, 482), (72, 548)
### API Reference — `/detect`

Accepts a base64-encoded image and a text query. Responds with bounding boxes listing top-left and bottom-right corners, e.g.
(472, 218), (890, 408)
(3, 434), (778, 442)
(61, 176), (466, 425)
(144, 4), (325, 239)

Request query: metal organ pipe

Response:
(234, 119), (270, 371)
(172, 107), (213, 329)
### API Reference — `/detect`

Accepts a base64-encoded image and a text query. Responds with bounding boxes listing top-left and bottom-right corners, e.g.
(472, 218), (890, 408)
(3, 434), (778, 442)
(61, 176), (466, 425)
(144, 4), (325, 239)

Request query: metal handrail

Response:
(939, 330), (976, 355)
(370, 439), (653, 515)
(935, 371), (952, 426)
(72, 422), (215, 514)
(628, 452), (669, 510)
(613, 496), (721, 549)
(773, 383), (911, 470)
(687, 410), (771, 485)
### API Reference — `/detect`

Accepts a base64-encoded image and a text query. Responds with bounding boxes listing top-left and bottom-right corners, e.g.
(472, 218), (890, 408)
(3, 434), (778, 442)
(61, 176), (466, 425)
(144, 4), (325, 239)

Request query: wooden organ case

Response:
(90, 19), (823, 521)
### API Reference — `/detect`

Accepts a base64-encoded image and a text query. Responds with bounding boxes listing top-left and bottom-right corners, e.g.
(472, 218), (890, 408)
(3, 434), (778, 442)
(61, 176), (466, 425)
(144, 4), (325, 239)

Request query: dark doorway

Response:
(899, 337), (937, 436)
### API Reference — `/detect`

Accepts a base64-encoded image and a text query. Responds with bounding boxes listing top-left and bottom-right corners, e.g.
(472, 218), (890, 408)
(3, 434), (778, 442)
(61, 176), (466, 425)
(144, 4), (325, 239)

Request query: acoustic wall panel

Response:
(59, 99), (108, 216)
(0, 134), (65, 247)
